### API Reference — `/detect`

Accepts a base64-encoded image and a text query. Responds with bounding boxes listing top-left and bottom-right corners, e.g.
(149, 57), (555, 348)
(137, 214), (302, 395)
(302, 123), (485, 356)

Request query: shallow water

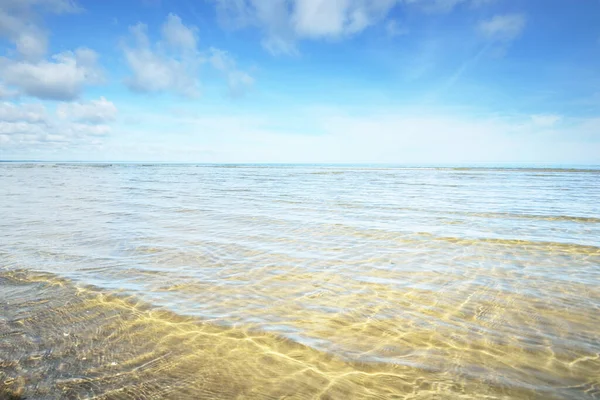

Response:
(1, 163), (599, 399)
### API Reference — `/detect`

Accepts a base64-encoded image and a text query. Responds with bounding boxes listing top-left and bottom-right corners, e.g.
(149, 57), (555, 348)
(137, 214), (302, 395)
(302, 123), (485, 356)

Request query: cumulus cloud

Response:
(13, 30), (47, 60)
(0, 101), (47, 123)
(213, 0), (495, 53)
(0, 99), (116, 151)
(214, 0), (401, 55)
(0, 0), (81, 61)
(0, 0), (104, 101)
(0, 102), (51, 148)
(478, 14), (526, 42)
(291, 0), (392, 38)
(0, 84), (18, 99)
(0, 120), (45, 138)
(161, 13), (199, 51)
(122, 13), (253, 98)
(0, 10), (44, 59)
(57, 97), (118, 123)
(64, 123), (111, 136)
(122, 15), (203, 97)
(0, 48), (103, 101)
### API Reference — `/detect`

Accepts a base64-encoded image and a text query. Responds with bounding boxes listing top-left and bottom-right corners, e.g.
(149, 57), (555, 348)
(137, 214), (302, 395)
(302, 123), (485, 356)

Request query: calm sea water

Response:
(1, 163), (599, 399)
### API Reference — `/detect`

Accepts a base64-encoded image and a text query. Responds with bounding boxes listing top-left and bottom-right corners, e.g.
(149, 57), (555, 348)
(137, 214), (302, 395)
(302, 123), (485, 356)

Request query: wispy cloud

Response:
(122, 13), (253, 97)
(209, 48), (255, 97)
(212, 0), (500, 55)
(213, 0), (403, 55)
(405, 0), (493, 13)
(531, 114), (561, 127)
(385, 20), (409, 37)
(441, 43), (490, 93)
(478, 14), (526, 42)
(477, 13), (526, 57)
(122, 14), (203, 97)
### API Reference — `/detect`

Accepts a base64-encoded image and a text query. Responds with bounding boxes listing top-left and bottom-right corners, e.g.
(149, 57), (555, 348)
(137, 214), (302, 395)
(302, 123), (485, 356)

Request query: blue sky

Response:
(0, 0), (599, 163)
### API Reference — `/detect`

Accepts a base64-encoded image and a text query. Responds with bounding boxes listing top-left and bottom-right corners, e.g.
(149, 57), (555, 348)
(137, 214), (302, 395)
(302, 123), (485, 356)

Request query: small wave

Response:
(444, 167), (600, 173)
(1, 270), (524, 399)
(452, 211), (600, 224)
(430, 235), (600, 254)
(309, 171), (347, 175)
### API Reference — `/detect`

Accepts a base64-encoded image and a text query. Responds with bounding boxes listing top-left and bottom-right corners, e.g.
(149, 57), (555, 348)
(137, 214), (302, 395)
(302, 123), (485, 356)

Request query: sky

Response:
(0, 0), (599, 163)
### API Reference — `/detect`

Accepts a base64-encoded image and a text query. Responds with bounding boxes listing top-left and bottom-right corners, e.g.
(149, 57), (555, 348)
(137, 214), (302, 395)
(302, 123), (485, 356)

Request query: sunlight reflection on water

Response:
(1, 164), (599, 399)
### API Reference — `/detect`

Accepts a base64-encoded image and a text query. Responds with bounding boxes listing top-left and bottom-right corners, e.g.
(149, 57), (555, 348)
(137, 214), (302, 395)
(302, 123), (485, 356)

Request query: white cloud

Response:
(262, 33), (298, 56)
(13, 29), (48, 60)
(0, 84), (18, 99)
(478, 14), (526, 42)
(214, 0), (402, 55)
(0, 101), (47, 123)
(292, 0), (355, 38)
(0, 101), (53, 147)
(293, 0), (399, 38)
(0, 0), (104, 101)
(209, 48), (255, 97)
(0, 9), (48, 60)
(57, 97), (118, 123)
(0, 0), (81, 14)
(531, 114), (561, 127)
(0, 48), (103, 101)
(122, 14), (253, 98)
(0, 120), (45, 135)
(476, 13), (526, 57)
(0, 99), (115, 151)
(122, 20), (202, 97)
(161, 13), (198, 51)
(0, 0), (81, 60)
(212, 0), (495, 54)
(64, 123), (111, 136)
(385, 20), (409, 37)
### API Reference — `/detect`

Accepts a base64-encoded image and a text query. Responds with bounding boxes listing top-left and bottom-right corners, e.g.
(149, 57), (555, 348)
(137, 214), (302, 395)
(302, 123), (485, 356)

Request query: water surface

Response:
(1, 164), (599, 399)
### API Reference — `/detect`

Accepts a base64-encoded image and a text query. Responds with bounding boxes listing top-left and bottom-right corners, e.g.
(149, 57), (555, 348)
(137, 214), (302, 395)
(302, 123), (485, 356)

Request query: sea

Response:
(1, 163), (599, 399)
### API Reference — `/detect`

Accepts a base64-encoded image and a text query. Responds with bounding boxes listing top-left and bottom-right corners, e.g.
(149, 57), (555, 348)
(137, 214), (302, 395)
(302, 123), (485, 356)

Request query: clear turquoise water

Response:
(1, 164), (599, 399)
